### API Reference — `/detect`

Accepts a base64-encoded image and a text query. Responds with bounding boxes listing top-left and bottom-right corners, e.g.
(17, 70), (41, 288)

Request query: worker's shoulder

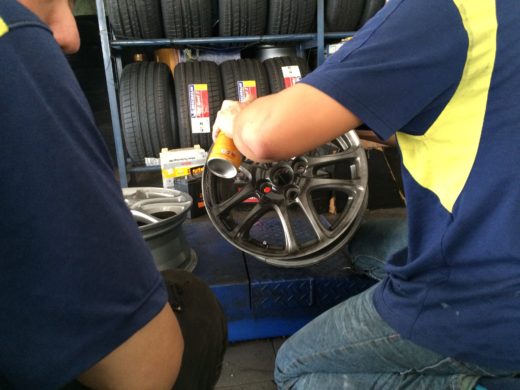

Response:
(0, 0), (51, 39)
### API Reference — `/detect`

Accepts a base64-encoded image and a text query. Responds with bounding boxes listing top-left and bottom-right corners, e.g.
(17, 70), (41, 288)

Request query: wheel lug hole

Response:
(293, 162), (307, 175)
(286, 188), (299, 201)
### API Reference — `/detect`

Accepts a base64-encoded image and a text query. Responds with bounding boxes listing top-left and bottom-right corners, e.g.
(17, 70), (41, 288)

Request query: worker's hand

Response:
(212, 98), (254, 142)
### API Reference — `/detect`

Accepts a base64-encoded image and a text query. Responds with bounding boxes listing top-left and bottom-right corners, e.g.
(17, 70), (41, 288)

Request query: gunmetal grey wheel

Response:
(203, 130), (368, 267)
(123, 187), (197, 272)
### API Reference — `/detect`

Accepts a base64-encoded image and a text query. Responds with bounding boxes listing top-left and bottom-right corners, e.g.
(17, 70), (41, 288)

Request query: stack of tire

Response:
(112, 0), (386, 164)
(107, 0), (212, 39)
(119, 61), (178, 164)
(107, 0), (386, 39)
(118, 55), (311, 164)
(325, 0), (386, 32)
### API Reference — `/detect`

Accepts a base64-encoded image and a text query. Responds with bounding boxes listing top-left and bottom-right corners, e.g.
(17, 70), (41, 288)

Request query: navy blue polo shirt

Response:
(304, 0), (520, 370)
(0, 1), (167, 388)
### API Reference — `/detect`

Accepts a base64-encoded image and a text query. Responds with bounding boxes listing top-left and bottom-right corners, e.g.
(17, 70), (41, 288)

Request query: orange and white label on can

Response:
(237, 80), (257, 103)
(207, 132), (242, 178)
(281, 66), (302, 88)
(189, 83), (211, 134)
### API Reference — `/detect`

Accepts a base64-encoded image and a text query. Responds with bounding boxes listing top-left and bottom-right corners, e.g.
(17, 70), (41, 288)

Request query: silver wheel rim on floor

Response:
(123, 187), (198, 272)
(203, 130), (369, 267)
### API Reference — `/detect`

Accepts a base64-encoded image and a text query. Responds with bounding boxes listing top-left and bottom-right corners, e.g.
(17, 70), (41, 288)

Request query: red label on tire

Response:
(237, 80), (257, 103)
(189, 84), (211, 134)
(282, 66), (302, 88)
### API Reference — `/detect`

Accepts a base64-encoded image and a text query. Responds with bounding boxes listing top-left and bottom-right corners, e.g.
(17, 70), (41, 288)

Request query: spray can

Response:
(207, 132), (242, 179)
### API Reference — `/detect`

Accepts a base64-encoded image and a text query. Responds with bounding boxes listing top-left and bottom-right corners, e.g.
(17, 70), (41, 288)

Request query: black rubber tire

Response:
(107, 0), (163, 39)
(263, 56), (310, 93)
(325, 0), (366, 33)
(220, 59), (270, 101)
(174, 61), (224, 150)
(266, 0), (316, 35)
(161, 0), (212, 39)
(162, 270), (228, 390)
(218, 0), (268, 36)
(119, 62), (178, 164)
(358, 0), (386, 28)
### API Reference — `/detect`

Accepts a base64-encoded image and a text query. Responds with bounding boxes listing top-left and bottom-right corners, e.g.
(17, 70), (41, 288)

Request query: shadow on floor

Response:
(216, 338), (287, 389)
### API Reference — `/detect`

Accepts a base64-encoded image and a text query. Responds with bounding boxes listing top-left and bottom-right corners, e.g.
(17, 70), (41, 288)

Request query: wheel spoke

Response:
(130, 209), (161, 224)
(230, 202), (270, 240)
(296, 195), (328, 240)
(274, 203), (300, 255)
(306, 176), (363, 193)
(213, 183), (257, 216)
(305, 149), (359, 168)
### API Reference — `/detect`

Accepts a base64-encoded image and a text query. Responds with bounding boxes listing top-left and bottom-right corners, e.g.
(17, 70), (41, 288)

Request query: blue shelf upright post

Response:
(95, 0), (128, 187)
(317, 0), (325, 66)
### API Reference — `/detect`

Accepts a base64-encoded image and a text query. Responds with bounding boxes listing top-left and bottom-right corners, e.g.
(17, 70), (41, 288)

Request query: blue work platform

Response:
(186, 216), (376, 343)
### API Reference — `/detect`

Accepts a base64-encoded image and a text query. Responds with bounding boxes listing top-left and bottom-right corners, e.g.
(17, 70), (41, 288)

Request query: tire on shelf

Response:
(220, 59), (270, 101)
(325, 0), (365, 33)
(174, 61), (224, 151)
(266, 0), (316, 35)
(107, 0), (163, 39)
(263, 56), (310, 94)
(161, 0), (212, 39)
(119, 62), (179, 164)
(358, 0), (386, 28)
(218, 0), (268, 36)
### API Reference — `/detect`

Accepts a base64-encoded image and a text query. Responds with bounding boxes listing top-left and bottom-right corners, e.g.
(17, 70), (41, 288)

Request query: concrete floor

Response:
(216, 338), (286, 390)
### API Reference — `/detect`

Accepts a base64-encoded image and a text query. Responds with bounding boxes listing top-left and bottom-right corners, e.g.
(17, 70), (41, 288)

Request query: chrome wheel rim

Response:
(122, 187), (197, 271)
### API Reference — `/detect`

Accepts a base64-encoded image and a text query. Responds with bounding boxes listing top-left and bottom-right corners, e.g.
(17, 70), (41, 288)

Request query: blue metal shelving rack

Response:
(94, 0), (369, 341)
(94, 0), (354, 187)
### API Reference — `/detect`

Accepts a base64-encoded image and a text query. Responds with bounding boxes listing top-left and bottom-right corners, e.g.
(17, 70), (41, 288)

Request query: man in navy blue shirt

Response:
(0, 1), (225, 388)
(214, 0), (520, 388)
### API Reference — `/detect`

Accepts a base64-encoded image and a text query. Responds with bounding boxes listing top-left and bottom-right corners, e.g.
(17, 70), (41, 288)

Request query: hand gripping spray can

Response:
(207, 132), (242, 178)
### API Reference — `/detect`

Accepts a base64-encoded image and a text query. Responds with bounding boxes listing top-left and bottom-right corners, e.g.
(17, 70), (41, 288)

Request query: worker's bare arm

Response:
(214, 83), (363, 162)
(77, 303), (184, 390)
(356, 130), (397, 147)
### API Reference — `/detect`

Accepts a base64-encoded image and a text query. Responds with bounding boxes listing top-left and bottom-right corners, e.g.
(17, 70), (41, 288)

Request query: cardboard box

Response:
(160, 146), (207, 189)
(174, 175), (206, 218)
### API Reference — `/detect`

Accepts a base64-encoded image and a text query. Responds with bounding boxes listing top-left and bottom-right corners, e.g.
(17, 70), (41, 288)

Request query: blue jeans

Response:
(274, 215), (510, 389)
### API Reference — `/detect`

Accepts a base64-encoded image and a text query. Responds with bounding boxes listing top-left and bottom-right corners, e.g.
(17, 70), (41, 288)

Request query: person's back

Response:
(0, 1), (225, 388)
(211, 0), (520, 387)
(299, 0), (520, 375)
(348, 0), (520, 369)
